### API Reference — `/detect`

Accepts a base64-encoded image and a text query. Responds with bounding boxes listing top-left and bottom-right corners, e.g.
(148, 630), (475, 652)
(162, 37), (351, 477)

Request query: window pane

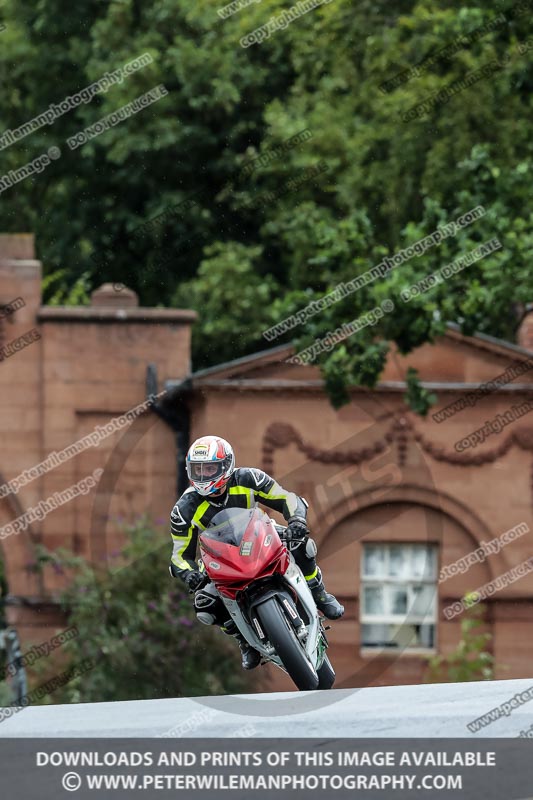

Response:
(360, 543), (438, 651)
(412, 546), (436, 579)
(417, 624), (435, 648)
(390, 586), (408, 615)
(389, 544), (410, 578)
(361, 623), (435, 649)
(363, 545), (386, 577)
(361, 624), (392, 648)
(390, 623), (435, 648)
(363, 585), (384, 615)
(409, 584), (436, 618)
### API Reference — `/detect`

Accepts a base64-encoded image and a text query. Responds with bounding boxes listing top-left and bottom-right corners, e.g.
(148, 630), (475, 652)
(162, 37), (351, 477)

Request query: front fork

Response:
(220, 554), (327, 667)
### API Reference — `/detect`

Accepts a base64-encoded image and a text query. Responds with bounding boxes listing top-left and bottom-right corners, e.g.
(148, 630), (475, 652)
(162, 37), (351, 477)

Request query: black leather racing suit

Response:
(169, 467), (318, 626)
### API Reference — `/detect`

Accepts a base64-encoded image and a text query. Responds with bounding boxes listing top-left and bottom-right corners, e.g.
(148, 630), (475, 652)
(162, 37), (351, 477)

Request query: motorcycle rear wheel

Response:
(317, 654), (336, 689)
(257, 597), (319, 691)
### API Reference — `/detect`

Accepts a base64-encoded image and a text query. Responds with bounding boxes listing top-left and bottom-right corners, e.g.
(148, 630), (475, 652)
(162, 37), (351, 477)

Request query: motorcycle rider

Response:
(169, 435), (344, 670)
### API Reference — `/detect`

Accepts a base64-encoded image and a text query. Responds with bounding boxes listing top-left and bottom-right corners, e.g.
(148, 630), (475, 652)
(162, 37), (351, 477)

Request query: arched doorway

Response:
(315, 485), (497, 688)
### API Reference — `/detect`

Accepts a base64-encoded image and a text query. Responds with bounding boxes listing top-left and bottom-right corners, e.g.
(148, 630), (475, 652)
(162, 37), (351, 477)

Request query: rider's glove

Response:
(285, 516), (309, 542)
(184, 570), (209, 593)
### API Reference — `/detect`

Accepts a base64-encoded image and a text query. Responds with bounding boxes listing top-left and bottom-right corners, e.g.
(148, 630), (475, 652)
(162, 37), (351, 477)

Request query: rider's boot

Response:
(306, 568), (344, 620)
(221, 620), (261, 670)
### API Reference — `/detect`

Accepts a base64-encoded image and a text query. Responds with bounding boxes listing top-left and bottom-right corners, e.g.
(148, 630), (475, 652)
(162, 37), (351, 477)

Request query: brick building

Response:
(0, 235), (196, 644)
(2, 233), (533, 692)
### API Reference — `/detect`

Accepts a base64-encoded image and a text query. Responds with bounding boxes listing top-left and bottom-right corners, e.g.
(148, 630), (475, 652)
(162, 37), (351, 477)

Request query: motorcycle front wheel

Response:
(317, 654), (336, 689)
(256, 597), (319, 691)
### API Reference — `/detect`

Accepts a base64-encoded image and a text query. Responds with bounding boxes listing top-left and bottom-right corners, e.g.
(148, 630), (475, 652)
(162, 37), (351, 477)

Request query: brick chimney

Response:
(517, 304), (533, 351)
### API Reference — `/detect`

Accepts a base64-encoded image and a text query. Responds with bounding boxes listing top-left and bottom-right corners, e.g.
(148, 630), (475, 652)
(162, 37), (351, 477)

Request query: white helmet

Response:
(186, 435), (235, 497)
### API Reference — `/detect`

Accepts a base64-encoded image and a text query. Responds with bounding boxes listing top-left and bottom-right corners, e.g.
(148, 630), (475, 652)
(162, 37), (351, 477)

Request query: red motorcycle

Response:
(199, 506), (335, 691)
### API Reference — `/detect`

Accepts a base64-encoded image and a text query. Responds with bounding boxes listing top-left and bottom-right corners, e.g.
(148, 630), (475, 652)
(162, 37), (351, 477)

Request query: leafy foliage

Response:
(174, 242), (277, 366)
(30, 518), (254, 703)
(41, 269), (91, 306)
(424, 599), (496, 683)
(403, 367), (438, 417)
(0, 0), (532, 406)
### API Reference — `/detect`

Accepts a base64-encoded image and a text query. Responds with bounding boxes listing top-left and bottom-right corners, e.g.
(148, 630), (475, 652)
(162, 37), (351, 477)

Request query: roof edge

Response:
(38, 307), (197, 323)
(444, 322), (533, 360)
(170, 324), (533, 386)
(189, 342), (294, 381)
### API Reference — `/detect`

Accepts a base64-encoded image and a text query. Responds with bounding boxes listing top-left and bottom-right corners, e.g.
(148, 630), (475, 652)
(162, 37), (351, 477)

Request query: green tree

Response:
(425, 598), (496, 683)
(174, 241), (278, 366)
(0, 0), (532, 409)
(30, 518), (254, 703)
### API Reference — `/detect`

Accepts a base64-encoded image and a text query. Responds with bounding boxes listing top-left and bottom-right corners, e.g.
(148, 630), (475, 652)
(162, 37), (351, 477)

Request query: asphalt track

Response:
(1, 679), (533, 737)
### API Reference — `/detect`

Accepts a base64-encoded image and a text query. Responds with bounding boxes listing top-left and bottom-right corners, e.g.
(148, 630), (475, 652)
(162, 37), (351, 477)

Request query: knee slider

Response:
(305, 537), (318, 558)
(197, 612), (216, 625)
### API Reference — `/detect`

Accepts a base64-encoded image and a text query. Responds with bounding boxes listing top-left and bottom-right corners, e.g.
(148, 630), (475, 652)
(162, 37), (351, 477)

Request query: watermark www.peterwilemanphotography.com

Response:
(439, 522), (529, 582)
(93, 190), (205, 285)
(263, 205), (486, 342)
(401, 55), (511, 121)
(159, 708), (256, 738)
(286, 299), (395, 366)
(0, 327), (41, 362)
(443, 556), (533, 620)
(379, 13), (507, 94)
(240, 160), (329, 213)
(117, 159), (327, 292)
(467, 684), (533, 733)
(432, 356), (533, 424)
(0, 148), (61, 196)
(66, 85), (168, 151)
(218, 0), (262, 20)
(240, 0), (333, 48)
(159, 709), (219, 738)
(99, 129), (313, 291)
(518, 38), (533, 55)
(518, 721), (533, 738)
(0, 468), (104, 542)
(454, 399), (533, 452)
(3, 626), (79, 680)
(0, 296), (25, 320)
(0, 391), (165, 500)
(400, 38), (533, 122)
(125, 159), (326, 284)
(0, 658), (96, 723)
(239, 128), (312, 178)
(0, 53), (153, 152)
(399, 238), (503, 302)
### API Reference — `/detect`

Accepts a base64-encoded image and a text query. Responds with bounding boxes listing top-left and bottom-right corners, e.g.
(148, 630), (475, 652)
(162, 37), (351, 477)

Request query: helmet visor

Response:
(189, 461), (226, 482)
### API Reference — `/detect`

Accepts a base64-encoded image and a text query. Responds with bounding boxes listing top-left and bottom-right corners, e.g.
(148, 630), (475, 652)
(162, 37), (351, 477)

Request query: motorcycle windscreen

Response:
(199, 507), (284, 582)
